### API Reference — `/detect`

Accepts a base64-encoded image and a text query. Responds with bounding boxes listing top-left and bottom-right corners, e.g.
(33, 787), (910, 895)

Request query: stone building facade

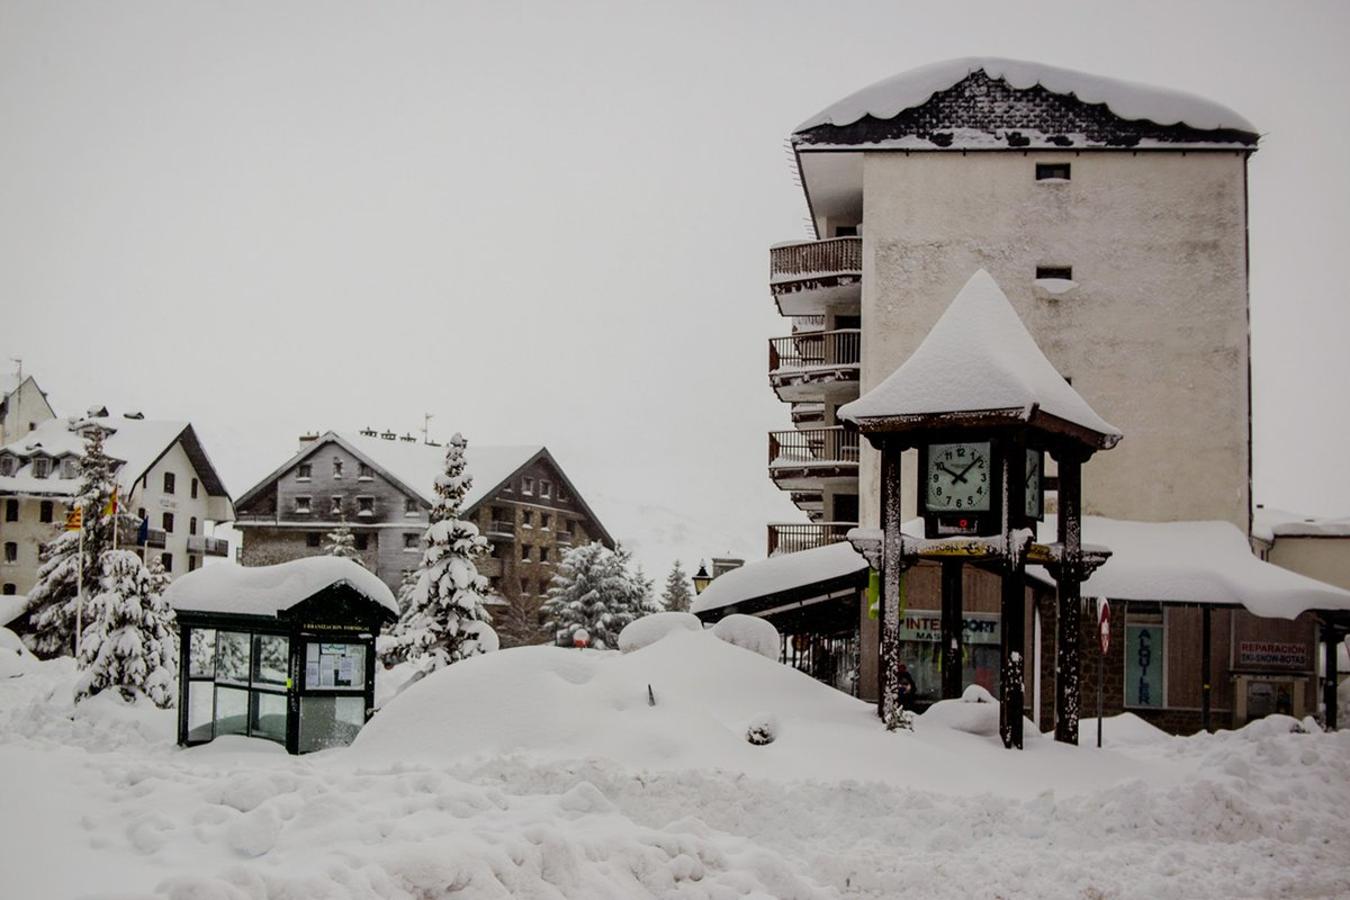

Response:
(233, 431), (614, 647)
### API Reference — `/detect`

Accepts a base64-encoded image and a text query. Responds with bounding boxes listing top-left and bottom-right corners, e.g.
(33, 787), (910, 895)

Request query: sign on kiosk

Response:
(1098, 599), (1111, 655)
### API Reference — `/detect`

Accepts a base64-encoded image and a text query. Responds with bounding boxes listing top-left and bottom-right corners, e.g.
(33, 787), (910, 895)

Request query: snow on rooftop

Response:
(838, 269), (1121, 442)
(1252, 506), (1350, 542)
(164, 557), (398, 618)
(337, 432), (541, 510)
(795, 57), (1256, 135)
(1028, 516), (1350, 619)
(691, 541), (868, 615)
(0, 414), (189, 497)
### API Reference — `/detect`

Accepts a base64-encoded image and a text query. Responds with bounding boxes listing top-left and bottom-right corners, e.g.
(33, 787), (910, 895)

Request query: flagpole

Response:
(76, 507), (85, 658)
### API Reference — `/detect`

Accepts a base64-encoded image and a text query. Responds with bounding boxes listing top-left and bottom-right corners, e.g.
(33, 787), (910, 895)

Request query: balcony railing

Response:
(769, 329), (861, 372)
(143, 528), (167, 549)
(790, 402), (825, 427)
(556, 530), (574, 545)
(767, 522), (857, 556)
(485, 520), (516, 540)
(769, 426), (860, 468)
(187, 535), (229, 557)
(770, 237), (862, 284)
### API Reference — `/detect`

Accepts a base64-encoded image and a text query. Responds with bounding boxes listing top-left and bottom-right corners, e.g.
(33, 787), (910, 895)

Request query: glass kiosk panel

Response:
(299, 641), (369, 752)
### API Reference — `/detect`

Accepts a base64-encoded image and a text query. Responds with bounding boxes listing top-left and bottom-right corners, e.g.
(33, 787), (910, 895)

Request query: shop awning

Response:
(691, 541), (869, 619)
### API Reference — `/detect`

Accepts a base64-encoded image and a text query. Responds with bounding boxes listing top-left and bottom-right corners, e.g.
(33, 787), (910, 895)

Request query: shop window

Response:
(39, 501), (53, 523)
(164, 472), (176, 494)
(896, 609), (1002, 704)
(1124, 611), (1165, 708)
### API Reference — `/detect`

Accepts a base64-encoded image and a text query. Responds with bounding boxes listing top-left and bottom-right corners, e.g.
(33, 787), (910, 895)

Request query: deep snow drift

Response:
(1, 626), (1348, 899)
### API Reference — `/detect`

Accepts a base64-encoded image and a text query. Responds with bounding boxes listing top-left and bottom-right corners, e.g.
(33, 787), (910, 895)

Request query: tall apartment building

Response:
(233, 430), (614, 646)
(0, 410), (235, 595)
(766, 58), (1258, 559)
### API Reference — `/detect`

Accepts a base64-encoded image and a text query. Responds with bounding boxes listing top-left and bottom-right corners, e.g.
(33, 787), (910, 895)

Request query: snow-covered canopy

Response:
(838, 270), (1121, 447)
(165, 557), (398, 619)
(692, 541), (868, 616)
(1252, 506), (1350, 543)
(1025, 516), (1350, 620)
(795, 57), (1256, 135)
(0, 413), (229, 501)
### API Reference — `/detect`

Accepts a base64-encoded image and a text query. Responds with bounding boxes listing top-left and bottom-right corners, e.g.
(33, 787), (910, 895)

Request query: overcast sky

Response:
(3, 1), (1349, 576)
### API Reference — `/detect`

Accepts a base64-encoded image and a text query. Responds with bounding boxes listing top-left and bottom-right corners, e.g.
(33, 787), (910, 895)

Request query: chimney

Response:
(298, 432), (320, 450)
(711, 558), (745, 578)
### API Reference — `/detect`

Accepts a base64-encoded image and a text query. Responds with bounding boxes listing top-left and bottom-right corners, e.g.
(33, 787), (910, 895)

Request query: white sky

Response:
(3, 1), (1349, 576)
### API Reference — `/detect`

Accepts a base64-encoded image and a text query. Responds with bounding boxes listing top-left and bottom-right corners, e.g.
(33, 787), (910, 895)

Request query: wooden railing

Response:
(485, 520), (516, 538)
(769, 329), (861, 373)
(769, 426), (860, 467)
(767, 522), (857, 556)
(770, 237), (862, 281)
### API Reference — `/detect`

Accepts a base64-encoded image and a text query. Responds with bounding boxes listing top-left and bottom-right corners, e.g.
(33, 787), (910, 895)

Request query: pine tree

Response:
(24, 424), (142, 658)
(541, 542), (658, 649)
(322, 513), (364, 566)
(662, 560), (693, 612)
(74, 549), (178, 708)
(383, 433), (494, 672)
(395, 567), (419, 615)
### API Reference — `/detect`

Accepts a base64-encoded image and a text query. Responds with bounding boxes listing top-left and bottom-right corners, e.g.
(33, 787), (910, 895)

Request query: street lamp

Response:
(692, 561), (712, 595)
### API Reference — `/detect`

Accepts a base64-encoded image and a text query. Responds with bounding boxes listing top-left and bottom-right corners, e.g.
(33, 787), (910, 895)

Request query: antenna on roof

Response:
(422, 413), (434, 446)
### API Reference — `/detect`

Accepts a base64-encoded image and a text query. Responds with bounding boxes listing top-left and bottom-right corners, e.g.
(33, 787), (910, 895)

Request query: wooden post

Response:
(1000, 442), (1027, 750)
(1201, 605), (1212, 733)
(940, 560), (964, 700)
(176, 625), (191, 746)
(1324, 623), (1339, 732)
(1055, 453), (1082, 744)
(879, 439), (904, 724)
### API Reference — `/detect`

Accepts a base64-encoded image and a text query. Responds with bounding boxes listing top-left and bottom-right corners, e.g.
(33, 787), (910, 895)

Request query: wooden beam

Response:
(1201, 605), (1212, 732)
(879, 439), (904, 723)
(1055, 454), (1083, 745)
(941, 560), (963, 700)
(1324, 623), (1340, 732)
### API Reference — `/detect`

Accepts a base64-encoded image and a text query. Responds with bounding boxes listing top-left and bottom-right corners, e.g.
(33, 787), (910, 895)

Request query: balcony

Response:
(768, 329), (861, 402)
(790, 401), (825, 427)
(769, 426), (860, 492)
(485, 520), (516, 540)
(767, 522), (857, 556)
(143, 528), (167, 549)
(769, 238), (861, 317)
(556, 530), (574, 545)
(187, 535), (229, 557)
(789, 490), (824, 519)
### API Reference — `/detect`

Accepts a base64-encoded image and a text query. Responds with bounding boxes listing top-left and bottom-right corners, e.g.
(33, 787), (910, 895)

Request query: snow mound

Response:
(0, 626), (36, 678)
(711, 614), (780, 659)
(1080, 712), (1173, 747)
(617, 611), (702, 653)
(746, 712), (779, 745)
(463, 619), (500, 654)
(920, 684), (1000, 737)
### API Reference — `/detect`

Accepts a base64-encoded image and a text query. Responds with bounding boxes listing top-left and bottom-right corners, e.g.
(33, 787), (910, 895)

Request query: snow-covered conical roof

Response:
(795, 57), (1256, 136)
(838, 269), (1121, 448)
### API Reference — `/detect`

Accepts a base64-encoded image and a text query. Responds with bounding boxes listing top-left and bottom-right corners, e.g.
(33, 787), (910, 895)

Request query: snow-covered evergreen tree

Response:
(74, 549), (178, 708)
(541, 542), (658, 650)
(24, 424), (142, 658)
(322, 513), (364, 566)
(395, 567), (419, 615)
(661, 560), (693, 612)
(382, 433), (494, 672)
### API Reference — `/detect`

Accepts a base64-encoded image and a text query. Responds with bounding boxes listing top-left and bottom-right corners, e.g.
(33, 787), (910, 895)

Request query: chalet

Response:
(232, 430), (615, 646)
(0, 372), (56, 447)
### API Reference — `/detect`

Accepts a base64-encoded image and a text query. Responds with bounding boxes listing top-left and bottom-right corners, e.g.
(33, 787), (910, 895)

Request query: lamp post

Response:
(692, 561), (712, 595)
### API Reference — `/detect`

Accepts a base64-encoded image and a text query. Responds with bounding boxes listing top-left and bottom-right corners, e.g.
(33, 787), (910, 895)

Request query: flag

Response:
(64, 507), (83, 531)
(102, 488), (118, 518)
(137, 516), (149, 546)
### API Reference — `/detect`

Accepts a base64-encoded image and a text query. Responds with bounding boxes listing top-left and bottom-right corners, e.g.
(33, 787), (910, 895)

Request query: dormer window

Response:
(0, 456), (15, 477)
(31, 458), (50, 479)
(61, 457), (78, 478)
(1035, 163), (1071, 181)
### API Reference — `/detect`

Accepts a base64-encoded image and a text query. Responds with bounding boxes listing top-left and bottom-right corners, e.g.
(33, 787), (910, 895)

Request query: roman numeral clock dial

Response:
(925, 442), (992, 512)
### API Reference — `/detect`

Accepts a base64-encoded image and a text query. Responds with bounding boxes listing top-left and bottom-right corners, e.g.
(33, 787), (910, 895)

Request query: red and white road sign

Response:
(1098, 599), (1111, 655)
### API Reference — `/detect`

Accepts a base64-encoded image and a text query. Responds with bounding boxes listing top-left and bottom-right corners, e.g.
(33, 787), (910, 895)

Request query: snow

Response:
(711, 613), (780, 660)
(838, 269), (1122, 444)
(337, 431), (543, 512)
(691, 540), (868, 615)
(1252, 505), (1350, 541)
(2, 634), (1350, 897)
(1033, 276), (1078, 295)
(0, 413), (190, 497)
(164, 556), (399, 618)
(920, 684), (1001, 737)
(0, 592), (26, 628)
(616, 611), (702, 653)
(0, 626), (36, 679)
(795, 57), (1256, 136)
(1030, 515), (1350, 618)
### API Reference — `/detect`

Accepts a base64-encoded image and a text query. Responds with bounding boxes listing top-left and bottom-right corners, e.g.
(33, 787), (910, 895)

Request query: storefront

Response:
(165, 557), (399, 754)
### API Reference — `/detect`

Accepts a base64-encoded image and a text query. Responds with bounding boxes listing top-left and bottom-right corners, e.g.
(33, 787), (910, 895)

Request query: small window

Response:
(188, 556), (199, 572)
(4, 499), (17, 522)
(3, 543), (16, 563)
(521, 544), (531, 561)
(519, 577), (530, 597)
(160, 552), (173, 572)
(357, 496), (374, 516)
(522, 510), (533, 528)
(556, 488), (567, 504)
(566, 519), (577, 535)
(834, 224), (859, 237)
(306, 532), (321, 547)
(297, 464), (312, 481)
(39, 501), (53, 523)
(138, 507), (146, 520)
(32, 458), (50, 479)
(1, 584), (14, 595)
(539, 480), (551, 499)
(61, 457), (78, 478)
(191, 478), (199, 499)
(358, 464), (373, 480)
(540, 546), (550, 563)
(1036, 266), (1073, 281)
(522, 477), (534, 495)
(330, 496), (342, 515)
(164, 472), (176, 494)
(332, 459), (344, 479)
(295, 496), (312, 514)
(163, 512), (175, 533)
(190, 516), (198, 536)
(354, 533), (369, 551)
(403, 533), (419, 550)
(1035, 162), (1071, 181)
(541, 513), (552, 529)
(404, 498), (418, 516)
(0, 456), (14, 476)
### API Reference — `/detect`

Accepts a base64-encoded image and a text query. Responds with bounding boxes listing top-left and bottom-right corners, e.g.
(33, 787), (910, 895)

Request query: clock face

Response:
(1024, 448), (1044, 519)
(925, 442), (991, 512)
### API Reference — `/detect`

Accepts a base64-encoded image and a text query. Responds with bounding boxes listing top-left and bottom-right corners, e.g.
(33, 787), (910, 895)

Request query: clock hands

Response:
(955, 456), (983, 481)
(935, 463), (967, 484)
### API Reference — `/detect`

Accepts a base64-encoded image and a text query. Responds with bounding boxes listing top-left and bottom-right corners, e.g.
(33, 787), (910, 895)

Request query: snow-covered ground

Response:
(2, 628), (1348, 899)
